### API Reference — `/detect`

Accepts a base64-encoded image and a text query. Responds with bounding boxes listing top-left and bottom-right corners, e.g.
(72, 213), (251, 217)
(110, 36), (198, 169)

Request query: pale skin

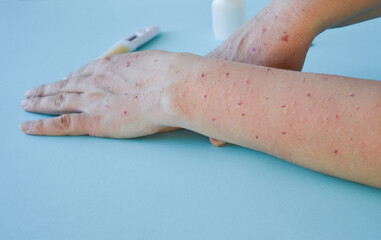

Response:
(21, 0), (381, 187)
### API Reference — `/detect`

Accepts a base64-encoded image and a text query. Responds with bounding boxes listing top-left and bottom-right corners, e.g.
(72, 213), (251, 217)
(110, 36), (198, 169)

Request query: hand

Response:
(20, 51), (177, 138)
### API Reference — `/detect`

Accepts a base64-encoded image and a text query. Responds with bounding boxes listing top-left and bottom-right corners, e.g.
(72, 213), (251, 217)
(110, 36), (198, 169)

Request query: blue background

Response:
(1, 0), (381, 239)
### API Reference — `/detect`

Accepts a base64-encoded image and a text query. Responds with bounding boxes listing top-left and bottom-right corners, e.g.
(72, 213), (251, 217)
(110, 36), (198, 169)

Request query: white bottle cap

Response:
(212, 0), (246, 40)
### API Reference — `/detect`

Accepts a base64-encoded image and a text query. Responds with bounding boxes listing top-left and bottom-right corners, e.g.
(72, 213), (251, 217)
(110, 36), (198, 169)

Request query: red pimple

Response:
(246, 79), (250, 84)
(302, 8), (305, 12)
(275, 15), (279, 19)
(123, 111), (127, 115)
(135, 83), (139, 87)
(266, 97), (269, 100)
(251, 48), (256, 54)
(105, 56), (111, 61)
(105, 104), (109, 108)
(281, 35), (289, 42)
(203, 94), (207, 98)
(281, 105), (286, 108)
(134, 96), (138, 99)
(266, 68), (271, 72)
(135, 54), (139, 59)
(242, 113), (246, 116)
(336, 114), (339, 119)
(126, 62), (131, 67)
(124, 93), (128, 96)
(334, 149), (338, 154)
(201, 73), (205, 78)
(262, 28), (266, 33)
(308, 93), (311, 98)
(281, 132), (287, 135)
(350, 93), (355, 97)
(255, 135), (259, 139)
(225, 72), (230, 77)
(237, 101), (243, 106)
(212, 117), (216, 122)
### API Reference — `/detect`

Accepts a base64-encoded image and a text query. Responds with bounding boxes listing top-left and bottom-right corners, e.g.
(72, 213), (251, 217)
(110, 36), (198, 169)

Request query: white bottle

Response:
(212, 0), (246, 40)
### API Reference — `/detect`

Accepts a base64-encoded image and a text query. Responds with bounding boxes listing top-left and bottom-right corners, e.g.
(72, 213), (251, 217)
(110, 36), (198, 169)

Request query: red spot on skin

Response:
(266, 97), (269, 100)
(105, 104), (109, 108)
(134, 96), (138, 99)
(105, 56), (111, 61)
(350, 93), (355, 97)
(266, 68), (271, 72)
(154, 59), (158, 62)
(281, 105), (286, 108)
(126, 62), (131, 67)
(262, 28), (266, 33)
(124, 111), (127, 115)
(225, 73), (230, 77)
(242, 113), (246, 116)
(237, 101), (243, 106)
(251, 48), (256, 54)
(302, 9), (305, 12)
(212, 118), (216, 122)
(281, 132), (287, 135)
(256, 135), (259, 139)
(135, 83), (139, 87)
(292, 52), (296, 55)
(281, 35), (289, 42)
(275, 15), (279, 19)
(308, 93), (311, 98)
(336, 114), (339, 119)
(246, 79), (250, 84)
(334, 149), (338, 154)
(135, 54), (139, 59)
(203, 94), (207, 98)
(201, 73), (205, 78)
(124, 93), (128, 96)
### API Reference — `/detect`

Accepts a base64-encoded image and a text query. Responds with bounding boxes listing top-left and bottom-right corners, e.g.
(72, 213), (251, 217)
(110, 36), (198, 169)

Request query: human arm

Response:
(21, 51), (381, 188)
(207, 0), (381, 146)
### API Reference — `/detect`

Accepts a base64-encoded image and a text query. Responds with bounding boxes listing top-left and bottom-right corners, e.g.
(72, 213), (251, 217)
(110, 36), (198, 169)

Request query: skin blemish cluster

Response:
(281, 32), (289, 42)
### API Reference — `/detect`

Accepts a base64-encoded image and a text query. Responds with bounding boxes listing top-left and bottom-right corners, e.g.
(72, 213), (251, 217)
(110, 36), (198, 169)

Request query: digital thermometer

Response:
(98, 25), (160, 59)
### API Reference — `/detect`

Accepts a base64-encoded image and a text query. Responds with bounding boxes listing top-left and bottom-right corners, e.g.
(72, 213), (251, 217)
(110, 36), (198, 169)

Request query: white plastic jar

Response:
(212, 0), (246, 40)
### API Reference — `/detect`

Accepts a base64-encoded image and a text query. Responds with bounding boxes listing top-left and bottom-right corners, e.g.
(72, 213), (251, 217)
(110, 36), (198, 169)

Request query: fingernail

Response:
(20, 121), (31, 132)
(21, 99), (29, 107)
(25, 89), (33, 98)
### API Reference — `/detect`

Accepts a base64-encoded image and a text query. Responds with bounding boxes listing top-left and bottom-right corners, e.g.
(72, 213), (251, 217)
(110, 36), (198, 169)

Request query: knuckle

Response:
(59, 79), (68, 90)
(57, 114), (72, 130)
(54, 93), (66, 107)
(31, 120), (44, 132)
(35, 85), (45, 97)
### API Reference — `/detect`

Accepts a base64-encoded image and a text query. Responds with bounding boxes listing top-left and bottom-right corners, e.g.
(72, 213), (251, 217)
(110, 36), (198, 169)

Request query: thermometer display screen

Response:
(127, 35), (138, 41)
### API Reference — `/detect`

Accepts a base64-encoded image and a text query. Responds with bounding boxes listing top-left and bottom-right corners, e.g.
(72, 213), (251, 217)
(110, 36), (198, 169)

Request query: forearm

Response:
(164, 53), (381, 188)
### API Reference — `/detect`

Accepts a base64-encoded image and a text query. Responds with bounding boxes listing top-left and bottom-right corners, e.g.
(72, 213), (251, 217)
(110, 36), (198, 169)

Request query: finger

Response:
(22, 93), (84, 115)
(25, 77), (86, 98)
(64, 63), (94, 79)
(209, 137), (227, 147)
(20, 113), (92, 136)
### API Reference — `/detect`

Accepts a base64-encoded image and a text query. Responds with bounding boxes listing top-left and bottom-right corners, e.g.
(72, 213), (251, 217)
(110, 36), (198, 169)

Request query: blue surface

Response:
(1, 0), (381, 239)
